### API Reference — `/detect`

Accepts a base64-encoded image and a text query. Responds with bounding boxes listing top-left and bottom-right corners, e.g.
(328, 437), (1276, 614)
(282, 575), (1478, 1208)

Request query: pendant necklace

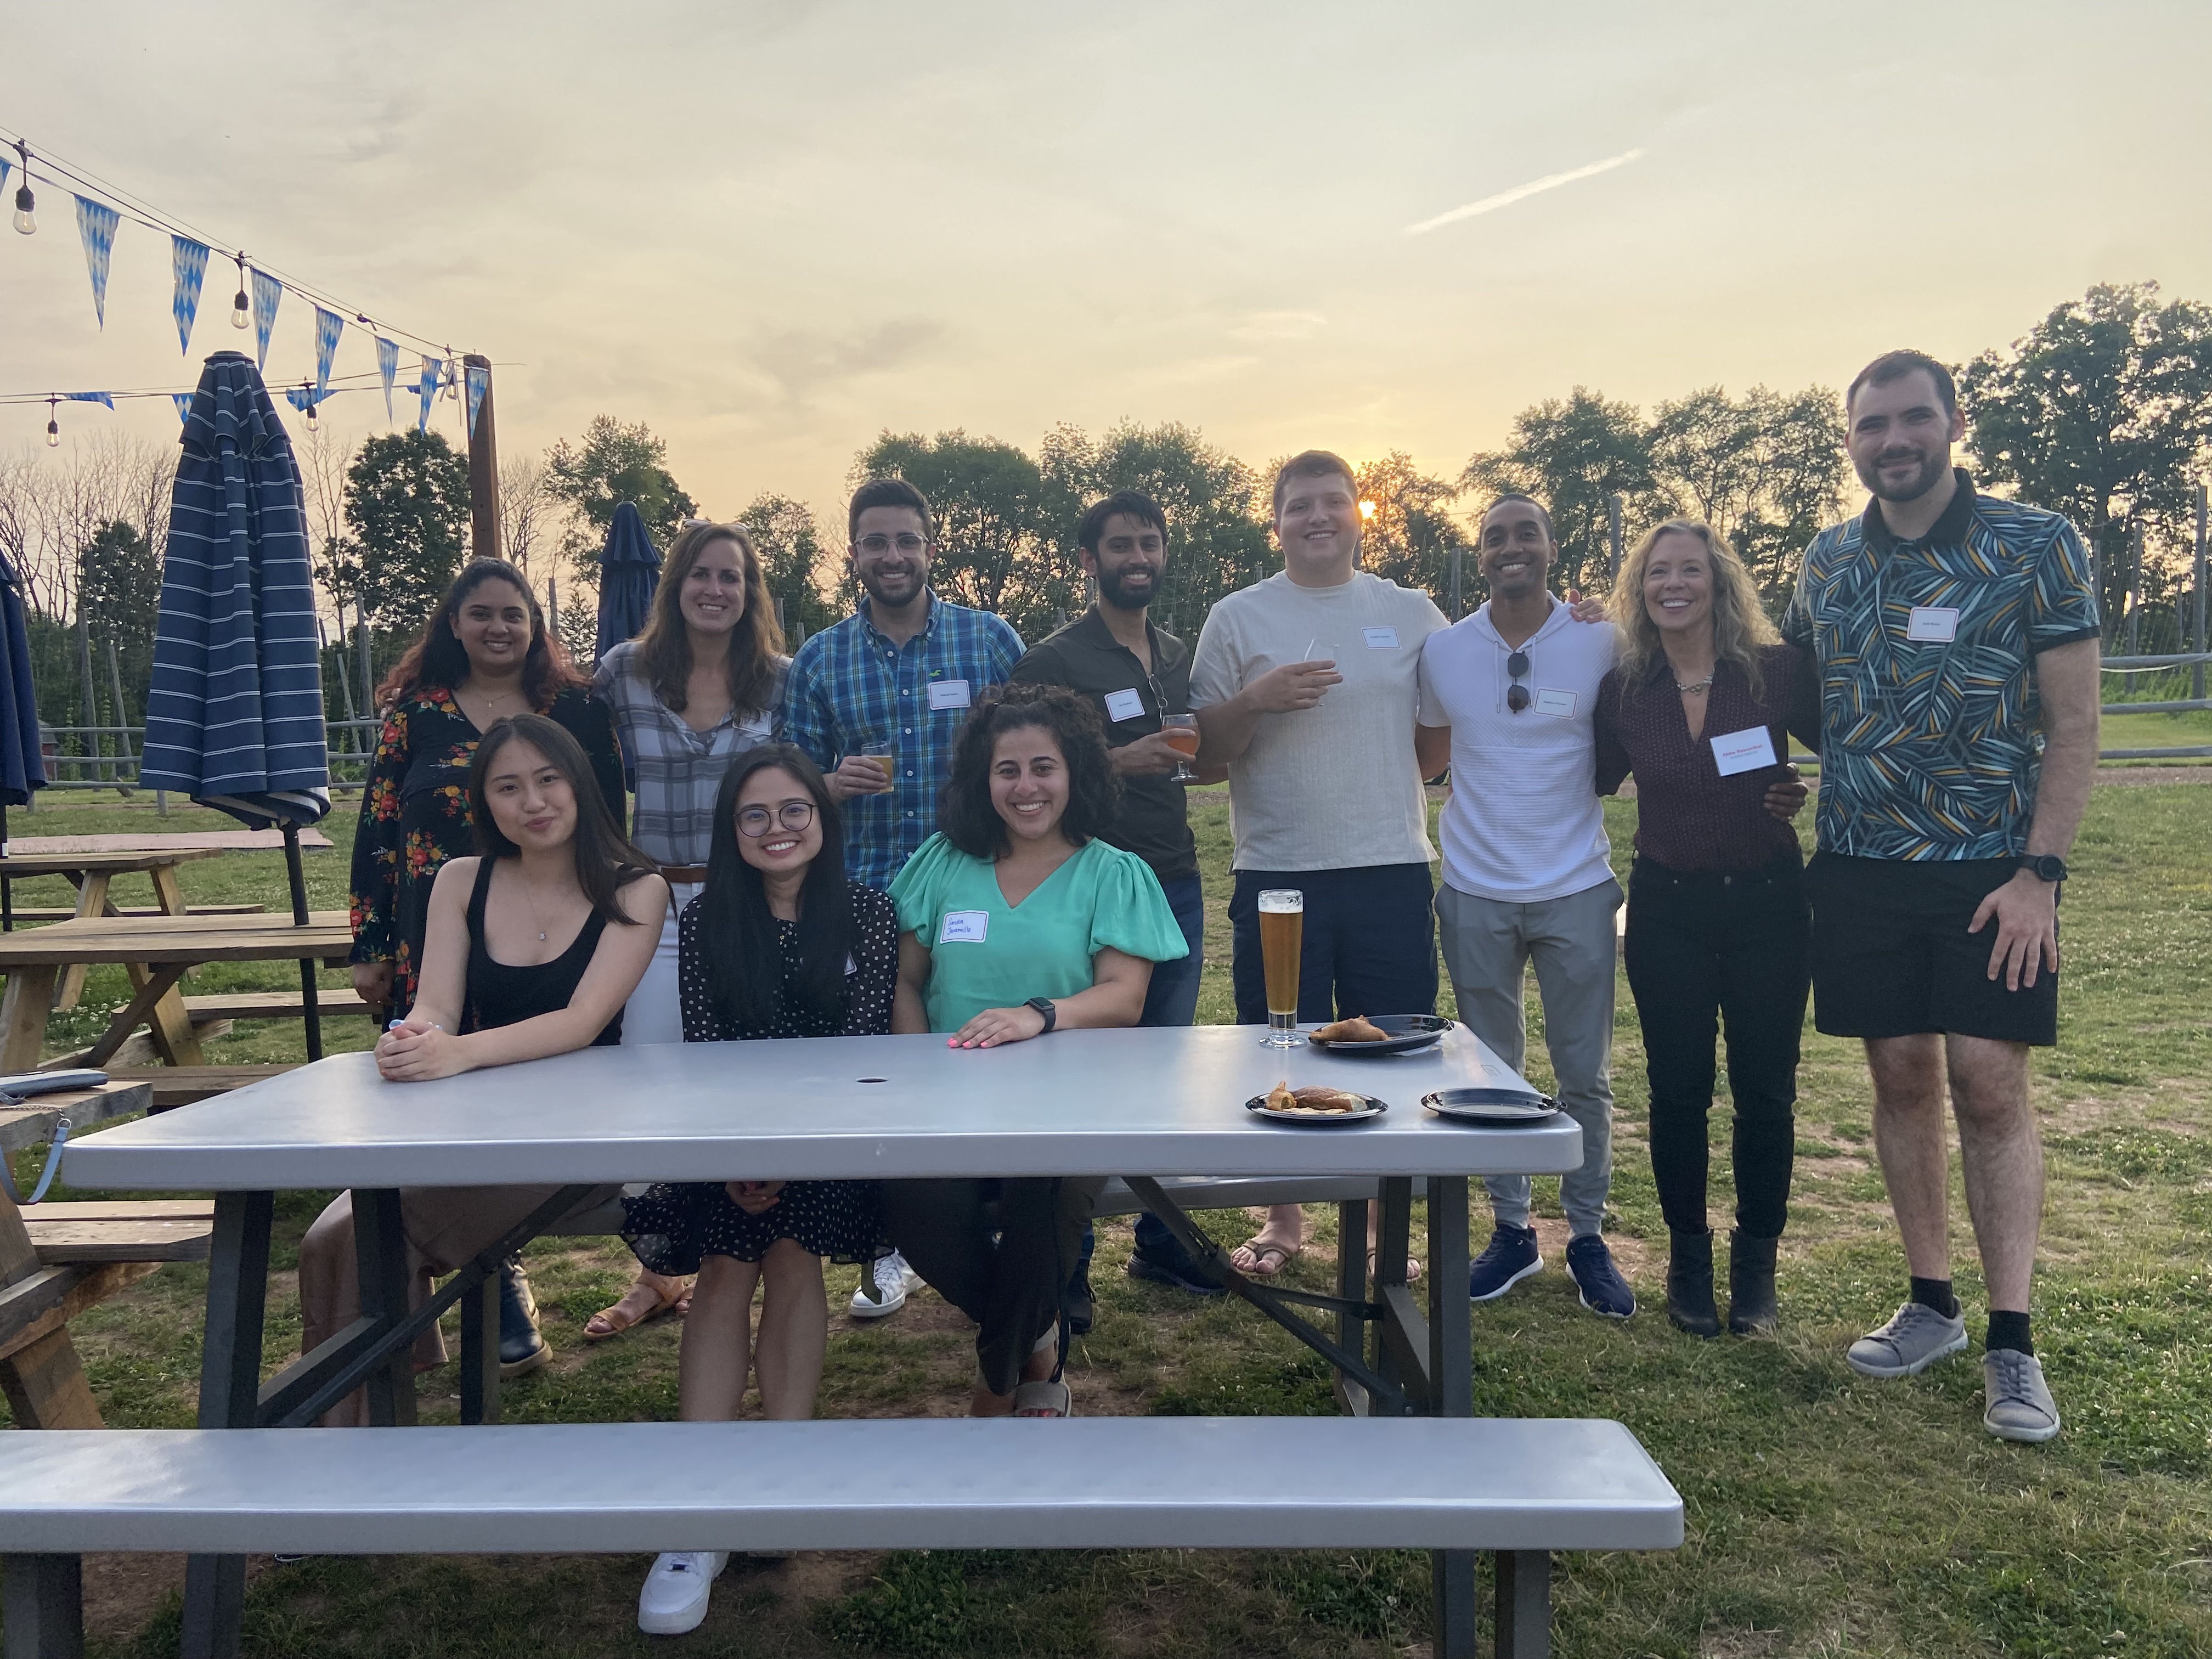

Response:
(1673, 672), (1716, 695)
(518, 873), (550, 942)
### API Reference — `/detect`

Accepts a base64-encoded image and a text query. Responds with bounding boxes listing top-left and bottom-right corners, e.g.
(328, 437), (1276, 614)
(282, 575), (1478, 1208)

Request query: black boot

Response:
(1666, 1229), (1720, 1339)
(1726, 1231), (1779, 1336)
(499, 1254), (549, 1379)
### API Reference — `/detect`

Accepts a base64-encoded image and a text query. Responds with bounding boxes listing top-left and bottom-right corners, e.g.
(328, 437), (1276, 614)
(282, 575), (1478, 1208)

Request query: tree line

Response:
(4, 278), (2208, 748)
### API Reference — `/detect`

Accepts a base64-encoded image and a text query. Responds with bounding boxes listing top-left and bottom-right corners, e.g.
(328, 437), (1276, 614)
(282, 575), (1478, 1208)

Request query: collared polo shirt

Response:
(1782, 469), (2100, 861)
(1008, 606), (1198, 884)
(782, 590), (1024, 891)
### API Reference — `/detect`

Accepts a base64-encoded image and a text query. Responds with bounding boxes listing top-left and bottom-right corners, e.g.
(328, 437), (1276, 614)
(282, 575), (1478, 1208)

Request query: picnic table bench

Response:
(0, 847), (226, 1008)
(57, 1026), (1683, 1658)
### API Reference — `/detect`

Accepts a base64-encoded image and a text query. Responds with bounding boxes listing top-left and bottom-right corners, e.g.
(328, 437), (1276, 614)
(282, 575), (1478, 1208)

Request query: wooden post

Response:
(464, 354), (501, 562)
(74, 620), (102, 786)
(2194, 484), (2207, 703)
(2126, 521), (2143, 656)
(358, 602), (374, 722)
(104, 636), (136, 797)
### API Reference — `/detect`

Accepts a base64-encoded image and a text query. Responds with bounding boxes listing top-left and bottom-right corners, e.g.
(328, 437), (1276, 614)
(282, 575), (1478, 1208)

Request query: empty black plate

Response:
(1421, 1087), (1560, 1124)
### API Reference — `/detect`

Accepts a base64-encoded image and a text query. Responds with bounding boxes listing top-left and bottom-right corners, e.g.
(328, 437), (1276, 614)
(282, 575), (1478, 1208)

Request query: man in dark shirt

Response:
(1012, 489), (1226, 1299)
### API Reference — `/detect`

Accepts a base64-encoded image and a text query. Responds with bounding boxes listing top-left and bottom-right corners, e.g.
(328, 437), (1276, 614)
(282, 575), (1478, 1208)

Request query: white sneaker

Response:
(638, 1550), (726, 1635)
(849, 1250), (922, 1319)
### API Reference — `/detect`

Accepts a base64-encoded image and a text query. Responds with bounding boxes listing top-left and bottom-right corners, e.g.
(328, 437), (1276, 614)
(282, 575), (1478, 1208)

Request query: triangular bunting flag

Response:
(249, 266), (283, 369)
(465, 364), (488, 436)
(313, 305), (343, 397)
(376, 336), (399, 422)
(1, 160), (10, 200)
(64, 392), (115, 409)
(417, 354), (439, 433)
(171, 237), (210, 354)
(74, 196), (121, 328)
(171, 393), (194, 422)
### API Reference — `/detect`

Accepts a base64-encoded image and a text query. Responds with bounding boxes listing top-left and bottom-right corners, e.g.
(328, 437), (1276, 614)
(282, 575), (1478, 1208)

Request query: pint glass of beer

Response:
(1257, 889), (1304, 1048)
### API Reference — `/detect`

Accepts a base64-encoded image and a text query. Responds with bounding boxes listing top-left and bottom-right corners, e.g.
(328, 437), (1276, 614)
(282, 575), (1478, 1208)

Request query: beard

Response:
(858, 563), (926, 607)
(1096, 565), (1159, 610)
(1857, 447), (1950, 504)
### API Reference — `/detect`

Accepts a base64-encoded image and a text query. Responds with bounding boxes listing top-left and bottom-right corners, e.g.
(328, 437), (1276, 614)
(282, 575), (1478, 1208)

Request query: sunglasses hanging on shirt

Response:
(1506, 649), (1532, 714)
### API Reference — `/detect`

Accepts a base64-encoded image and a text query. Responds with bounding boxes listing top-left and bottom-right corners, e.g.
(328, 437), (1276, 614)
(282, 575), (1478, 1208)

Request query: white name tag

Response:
(1709, 726), (1779, 776)
(1362, 625), (1400, 650)
(1907, 606), (1960, 643)
(1533, 687), (1578, 718)
(1102, 686), (1146, 724)
(938, 910), (989, 945)
(928, 679), (972, 710)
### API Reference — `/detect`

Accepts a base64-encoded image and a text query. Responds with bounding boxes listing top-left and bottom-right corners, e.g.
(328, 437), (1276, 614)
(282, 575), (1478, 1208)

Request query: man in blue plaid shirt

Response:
(784, 477), (1024, 895)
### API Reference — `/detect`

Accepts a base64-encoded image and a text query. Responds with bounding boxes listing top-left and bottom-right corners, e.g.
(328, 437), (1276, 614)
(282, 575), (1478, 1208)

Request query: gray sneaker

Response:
(1982, 1350), (2061, 1443)
(1846, 1300), (1969, 1378)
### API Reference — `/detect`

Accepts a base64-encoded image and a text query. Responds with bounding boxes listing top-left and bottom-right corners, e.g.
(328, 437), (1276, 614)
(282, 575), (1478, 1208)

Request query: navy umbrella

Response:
(595, 500), (662, 660)
(140, 351), (334, 1056)
(0, 551), (47, 930)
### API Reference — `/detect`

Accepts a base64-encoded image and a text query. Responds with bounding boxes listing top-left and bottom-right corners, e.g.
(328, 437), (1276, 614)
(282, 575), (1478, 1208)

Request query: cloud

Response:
(746, 317), (946, 405)
(1229, 309), (1327, 342)
(1403, 148), (1647, 236)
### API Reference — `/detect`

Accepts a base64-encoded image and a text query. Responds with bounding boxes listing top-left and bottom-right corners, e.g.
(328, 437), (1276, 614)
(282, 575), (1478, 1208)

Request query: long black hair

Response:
(467, 714), (657, 925)
(377, 558), (585, 710)
(693, 744), (856, 1032)
(939, 683), (1120, 859)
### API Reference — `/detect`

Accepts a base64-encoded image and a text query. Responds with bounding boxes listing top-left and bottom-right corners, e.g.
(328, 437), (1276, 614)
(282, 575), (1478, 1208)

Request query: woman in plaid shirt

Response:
(586, 520), (789, 1340)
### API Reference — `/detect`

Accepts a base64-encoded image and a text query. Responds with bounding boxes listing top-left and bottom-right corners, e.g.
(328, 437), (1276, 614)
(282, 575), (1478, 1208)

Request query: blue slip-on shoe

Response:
(1469, 1223), (1543, 1302)
(1126, 1233), (1228, 1296)
(1564, 1233), (1636, 1319)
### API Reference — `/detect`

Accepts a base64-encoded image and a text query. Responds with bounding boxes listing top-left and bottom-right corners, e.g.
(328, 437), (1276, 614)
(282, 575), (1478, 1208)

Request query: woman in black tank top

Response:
(296, 716), (664, 1424)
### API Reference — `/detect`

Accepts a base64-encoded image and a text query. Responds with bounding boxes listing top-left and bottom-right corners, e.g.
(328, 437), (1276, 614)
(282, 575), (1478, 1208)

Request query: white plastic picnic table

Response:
(64, 1023), (1582, 1658)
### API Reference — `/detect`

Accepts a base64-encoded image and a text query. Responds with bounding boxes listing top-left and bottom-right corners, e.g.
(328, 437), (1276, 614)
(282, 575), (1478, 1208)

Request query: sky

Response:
(7, 0), (2212, 538)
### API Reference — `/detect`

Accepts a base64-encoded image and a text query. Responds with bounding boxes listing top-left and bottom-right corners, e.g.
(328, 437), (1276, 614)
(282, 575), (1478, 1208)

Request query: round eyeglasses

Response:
(737, 802), (816, 838)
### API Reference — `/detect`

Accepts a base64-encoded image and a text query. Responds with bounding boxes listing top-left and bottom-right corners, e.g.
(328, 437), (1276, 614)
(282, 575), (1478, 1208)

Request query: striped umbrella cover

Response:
(594, 500), (662, 661)
(140, 351), (331, 828)
(0, 552), (45, 808)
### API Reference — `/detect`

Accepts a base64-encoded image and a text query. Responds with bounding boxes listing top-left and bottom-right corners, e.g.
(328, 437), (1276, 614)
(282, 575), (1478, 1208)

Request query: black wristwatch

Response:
(1025, 996), (1058, 1034)
(2019, 854), (2068, 884)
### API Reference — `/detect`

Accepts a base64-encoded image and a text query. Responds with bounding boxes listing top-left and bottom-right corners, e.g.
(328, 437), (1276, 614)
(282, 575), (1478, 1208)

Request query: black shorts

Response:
(1804, 853), (2059, 1046)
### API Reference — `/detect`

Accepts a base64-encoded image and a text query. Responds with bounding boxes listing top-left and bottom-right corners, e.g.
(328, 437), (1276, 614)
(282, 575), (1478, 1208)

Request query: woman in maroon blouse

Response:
(1595, 520), (1822, 1340)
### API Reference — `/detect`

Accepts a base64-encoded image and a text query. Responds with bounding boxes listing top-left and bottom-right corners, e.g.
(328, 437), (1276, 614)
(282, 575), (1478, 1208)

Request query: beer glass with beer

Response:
(860, 740), (895, 790)
(1257, 888), (1304, 1048)
(1160, 713), (1199, 783)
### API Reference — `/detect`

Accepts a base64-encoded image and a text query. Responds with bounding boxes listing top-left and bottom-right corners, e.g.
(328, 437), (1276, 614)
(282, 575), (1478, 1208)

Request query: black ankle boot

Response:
(499, 1254), (549, 1379)
(1726, 1231), (1779, 1335)
(1666, 1229), (1720, 1339)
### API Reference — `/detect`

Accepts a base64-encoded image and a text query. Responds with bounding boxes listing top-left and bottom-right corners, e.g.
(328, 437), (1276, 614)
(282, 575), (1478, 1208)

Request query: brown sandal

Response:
(1230, 1239), (1297, 1277)
(584, 1274), (687, 1341)
(1368, 1249), (1423, 1284)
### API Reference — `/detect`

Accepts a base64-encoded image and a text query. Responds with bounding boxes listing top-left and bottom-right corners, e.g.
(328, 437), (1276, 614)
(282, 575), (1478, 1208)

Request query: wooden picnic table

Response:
(0, 847), (229, 1007)
(0, 911), (353, 1074)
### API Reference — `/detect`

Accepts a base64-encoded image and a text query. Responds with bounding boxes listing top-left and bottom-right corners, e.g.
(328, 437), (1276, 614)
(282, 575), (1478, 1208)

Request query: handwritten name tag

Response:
(928, 679), (973, 710)
(1533, 687), (1578, 718)
(1103, 686), (1146, 723)
(1907, 606), (1960, 643)
(938, 910), (989, 945)
(1362, 626), (1400, 650)
(1709, 726), (1779, 776)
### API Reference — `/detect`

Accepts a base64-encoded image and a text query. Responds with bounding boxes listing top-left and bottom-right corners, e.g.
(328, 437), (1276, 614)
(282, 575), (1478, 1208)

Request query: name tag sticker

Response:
(1362, 625), (1400, 650)
(1102, 686), (1146, 724)
(1533, 687), (1578, 718)
(1907, 606), (1960, 643)
(1709, 726), (1779, 776)
(938, 910), (989, 945)
(928, 679), (972, 711)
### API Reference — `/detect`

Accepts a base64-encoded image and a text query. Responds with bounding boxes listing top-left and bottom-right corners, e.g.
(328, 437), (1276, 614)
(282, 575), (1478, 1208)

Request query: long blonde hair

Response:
(1607, 518), (1778, 701)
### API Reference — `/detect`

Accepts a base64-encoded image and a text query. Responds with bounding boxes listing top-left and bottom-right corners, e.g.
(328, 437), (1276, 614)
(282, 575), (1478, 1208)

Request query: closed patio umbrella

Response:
(0, 551), (47, 930)
(594, 501), (661, 661)
(140, 351), (334, 1056)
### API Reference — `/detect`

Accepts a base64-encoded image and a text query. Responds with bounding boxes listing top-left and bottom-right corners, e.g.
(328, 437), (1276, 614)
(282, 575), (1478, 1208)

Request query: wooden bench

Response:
(0, 1417), (1682, 1657)
(0, 1080), (153, 1159)
(3, 904), (262, 924)
(105, 1066), (297, 1110)
(180, 989), (375, 1026)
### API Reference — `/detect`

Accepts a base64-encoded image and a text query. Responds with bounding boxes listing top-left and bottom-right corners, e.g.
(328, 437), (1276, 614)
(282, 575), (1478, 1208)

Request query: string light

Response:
(10, 141), (33, 235)
(44, 398), (58, 447)
(301, 382), (319, 433)
(443, 346), (459, 401)
(230, 252), (250, 329)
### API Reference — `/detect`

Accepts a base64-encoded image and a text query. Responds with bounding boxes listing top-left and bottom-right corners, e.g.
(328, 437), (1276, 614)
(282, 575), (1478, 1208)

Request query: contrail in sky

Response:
(1403, 148), (1647, 235)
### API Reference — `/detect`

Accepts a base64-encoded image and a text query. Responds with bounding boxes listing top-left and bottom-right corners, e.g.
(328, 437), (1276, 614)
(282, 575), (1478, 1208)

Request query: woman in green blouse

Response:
(888, 683), (1186, 1417)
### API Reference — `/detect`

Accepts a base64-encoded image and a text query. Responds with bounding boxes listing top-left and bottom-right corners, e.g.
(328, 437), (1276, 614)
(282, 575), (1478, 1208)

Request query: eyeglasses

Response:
(736, 802), (816, 838)
(1506, 650), (1531, 714)
(856, 533), (927, 557)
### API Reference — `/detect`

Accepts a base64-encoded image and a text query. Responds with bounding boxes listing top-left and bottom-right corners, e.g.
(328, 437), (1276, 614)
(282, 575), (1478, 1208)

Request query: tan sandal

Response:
(1368, 1249), (1423, 1284)
(584, 1274), (687, 1341)
(1231, 1239), (1297, 1277)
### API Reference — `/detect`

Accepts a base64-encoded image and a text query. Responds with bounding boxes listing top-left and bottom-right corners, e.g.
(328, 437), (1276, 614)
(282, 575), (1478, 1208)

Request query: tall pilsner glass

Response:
(1257, 889), (1305, 1049)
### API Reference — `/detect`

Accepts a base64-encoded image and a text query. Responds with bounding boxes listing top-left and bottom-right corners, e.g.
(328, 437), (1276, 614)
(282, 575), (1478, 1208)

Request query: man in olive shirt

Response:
(1012, 489), (1226, 1297)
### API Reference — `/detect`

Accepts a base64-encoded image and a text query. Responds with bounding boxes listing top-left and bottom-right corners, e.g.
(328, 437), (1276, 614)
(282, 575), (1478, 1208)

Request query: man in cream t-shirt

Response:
(1190, 449), (1447, 1278)
(1417, 493), (1638, 1319)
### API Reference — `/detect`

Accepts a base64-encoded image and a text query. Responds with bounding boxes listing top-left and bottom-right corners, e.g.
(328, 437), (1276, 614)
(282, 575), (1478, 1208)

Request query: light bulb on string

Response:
(10, 142), (33, 235)
(230, 253), (250, 329)
(44, 399), (58, 447)
(443, 347), (459, 401)
(302, 386), (319, 434)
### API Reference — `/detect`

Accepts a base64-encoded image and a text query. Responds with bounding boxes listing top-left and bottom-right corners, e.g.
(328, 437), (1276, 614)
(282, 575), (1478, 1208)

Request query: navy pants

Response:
(1229, 862), (1438, 1025)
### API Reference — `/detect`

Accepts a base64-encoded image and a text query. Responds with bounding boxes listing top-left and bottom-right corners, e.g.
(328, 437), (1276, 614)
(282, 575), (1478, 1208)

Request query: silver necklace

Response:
(1674, 673), (1715, 695)
(516, 872), (551, 942)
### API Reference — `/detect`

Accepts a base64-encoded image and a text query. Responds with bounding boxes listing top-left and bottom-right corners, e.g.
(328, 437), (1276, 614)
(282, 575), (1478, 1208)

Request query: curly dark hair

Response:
(939, 683), (1121, 859)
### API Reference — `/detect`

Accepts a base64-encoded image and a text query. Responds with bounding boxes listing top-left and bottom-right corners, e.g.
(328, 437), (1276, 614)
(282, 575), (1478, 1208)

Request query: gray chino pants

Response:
(1436, 878), (1622, 1236)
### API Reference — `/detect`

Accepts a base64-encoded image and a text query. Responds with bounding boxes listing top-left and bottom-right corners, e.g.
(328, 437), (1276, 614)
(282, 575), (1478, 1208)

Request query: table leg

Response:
(1425, 1176), (1475, 1659)
(0, 966), (57, 1073)
(352, 1189), (418, 1428)
(0, 1182), (102, 1430)
(1372, 1177), (1428, 1412)
(2, 1552), (84, 1659)
(120, 956), (205, 1069)
(1494, 1551), (1551, 1658)
(182, 1192), (272, 1659)
(1333, 1198), (1369, 1417)
(458, 1267), (501, 1425)
(52, 874), (108, 1012)
(149, 863), (187, 917)
(78, 964), (190, 1070)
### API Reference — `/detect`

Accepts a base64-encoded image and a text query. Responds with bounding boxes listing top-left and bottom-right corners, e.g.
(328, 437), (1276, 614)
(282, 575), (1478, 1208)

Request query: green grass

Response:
(8, 778), (2212, 1657)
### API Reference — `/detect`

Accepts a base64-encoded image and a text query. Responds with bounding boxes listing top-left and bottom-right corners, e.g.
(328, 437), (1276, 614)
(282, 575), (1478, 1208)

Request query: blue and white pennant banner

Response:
(249, 267), (283, 370)
(416, 354), (439, 433)
(312, 305), (344, 397)
(465, 363), (488, 436)
(171, 237), (210, 354)
(74, 196), (121, 329)
(376, 336), (399, 422)
(172, 393), (194, 423)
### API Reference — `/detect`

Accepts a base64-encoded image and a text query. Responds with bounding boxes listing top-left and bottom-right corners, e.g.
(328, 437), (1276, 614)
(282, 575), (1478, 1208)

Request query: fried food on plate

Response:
(1266, 1079), (1298, 1112)
(1313, 1015), (1388, 1043)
